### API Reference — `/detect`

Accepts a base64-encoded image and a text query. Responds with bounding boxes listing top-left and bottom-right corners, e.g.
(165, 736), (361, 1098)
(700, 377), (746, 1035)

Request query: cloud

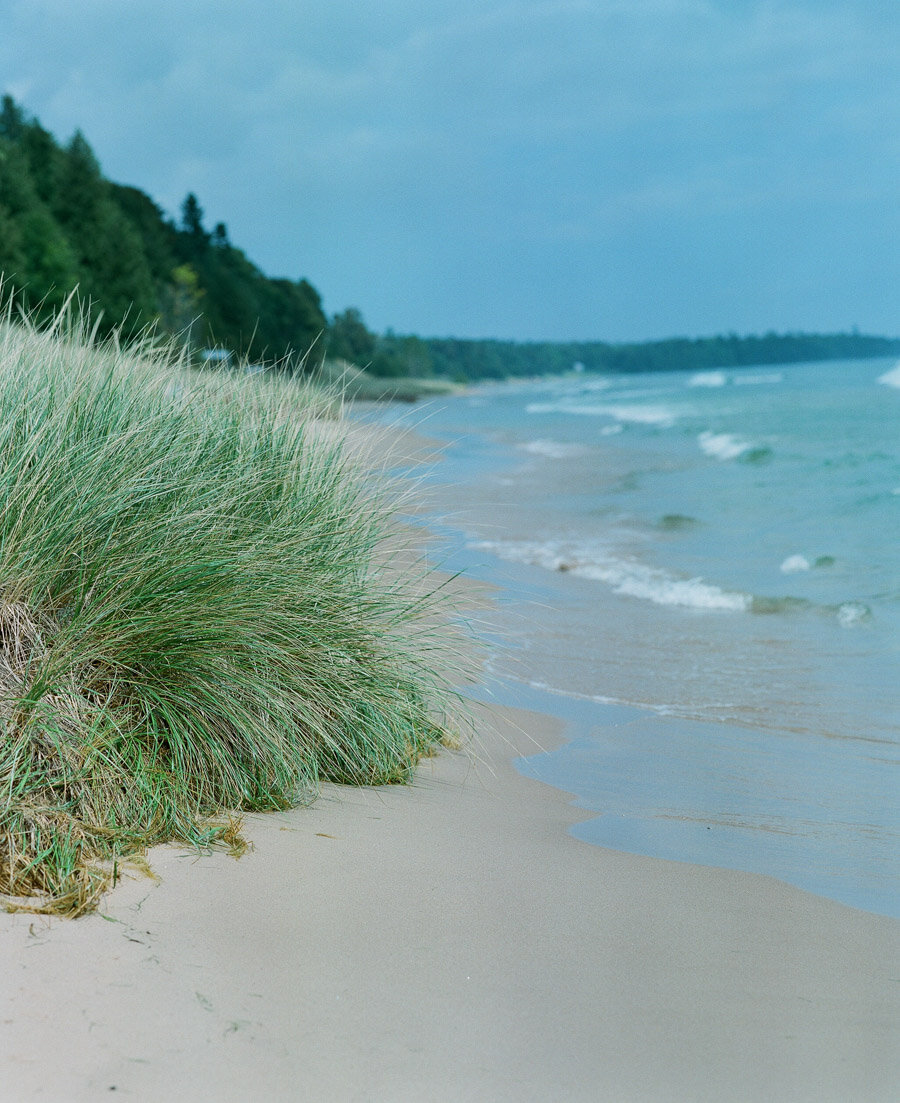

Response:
(1, 1), (898, 337)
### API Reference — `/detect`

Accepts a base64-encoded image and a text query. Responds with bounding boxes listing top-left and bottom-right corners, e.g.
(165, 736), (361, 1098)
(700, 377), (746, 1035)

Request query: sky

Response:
(1, 0), (898, 342)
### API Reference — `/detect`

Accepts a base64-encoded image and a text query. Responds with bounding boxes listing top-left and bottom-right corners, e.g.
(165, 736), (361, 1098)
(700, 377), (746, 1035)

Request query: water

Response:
(365, 357), (900, 917)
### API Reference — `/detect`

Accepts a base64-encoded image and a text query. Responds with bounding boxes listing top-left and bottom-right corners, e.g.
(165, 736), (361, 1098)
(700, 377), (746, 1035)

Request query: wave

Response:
(877, 362), (900, 388)
(733, 371), (783, 386)
(697, 432), (772, 464)
(576, 377), (613, 393)
(468, 538), (750, 611)
(468, 537), (871, 625)
(780, 554), (836, 573)
(599, 566), (750, 611)
(688, 370), (727, 387)
(519, 439), (584, 459)
(836, 602), (872, 627)
(526, 402), (677, 427)
(698, 431), (752, 460)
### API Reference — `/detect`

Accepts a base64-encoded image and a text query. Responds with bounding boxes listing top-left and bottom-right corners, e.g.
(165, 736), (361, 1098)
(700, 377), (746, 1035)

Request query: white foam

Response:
(601, 424), (623, 436)
(526, 402), (677, 427)
(780, 554), (811, 573)
(590, 565), (751, 611)
(688, 371), (727, 387)
(733, 371), (783, 386)
(698, 431), (752, 460)
(519, 439), (582, 459)
(602, 404), (677, 426)
(468, 538), (750, 612)
(877, 362), (900, 388)
(579, 377), (613, 393)
(837, 602), (871, 627)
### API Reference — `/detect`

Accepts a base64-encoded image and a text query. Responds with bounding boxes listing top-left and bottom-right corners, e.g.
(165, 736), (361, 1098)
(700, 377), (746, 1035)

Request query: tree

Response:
(53, 131), (156, 329)
(0, 94), (25, 142)
(162, 264), (205, 347)
(328, 307), (376, 365)
(181, 193), (208, 242)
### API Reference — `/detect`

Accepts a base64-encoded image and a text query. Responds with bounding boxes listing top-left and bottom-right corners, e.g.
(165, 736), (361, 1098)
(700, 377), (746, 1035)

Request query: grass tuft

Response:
(0, 313), (464, 915)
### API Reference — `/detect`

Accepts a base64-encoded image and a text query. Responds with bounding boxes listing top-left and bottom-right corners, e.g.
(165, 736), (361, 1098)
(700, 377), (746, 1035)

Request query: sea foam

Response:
(519, 439), (583, 459)
(698, 431), (752, 460)
(469, 538), (750, 612)
(837, 602), (872, 627)
(526, 402), (677, 427)
(733, 371), (783, 386)
(688, 371), (727, 387)
(877, 362), (900, 388)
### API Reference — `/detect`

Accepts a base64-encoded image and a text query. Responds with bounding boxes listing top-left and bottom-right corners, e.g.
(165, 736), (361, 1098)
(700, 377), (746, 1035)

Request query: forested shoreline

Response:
(1, 93), (897, 382)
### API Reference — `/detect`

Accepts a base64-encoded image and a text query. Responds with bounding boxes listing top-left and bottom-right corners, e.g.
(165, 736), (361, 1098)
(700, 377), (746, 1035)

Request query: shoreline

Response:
(2, 697), (898, 1101)
(364, 381), (900, 921)
(2, 412), (898, 1101)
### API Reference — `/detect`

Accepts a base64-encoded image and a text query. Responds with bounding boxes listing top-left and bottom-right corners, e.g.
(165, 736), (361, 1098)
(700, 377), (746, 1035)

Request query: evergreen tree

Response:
(0, 94), (25, 141)
(328, 307), (376, 365)
(180, 192), (209, 252)
(52, 131), (156, 328)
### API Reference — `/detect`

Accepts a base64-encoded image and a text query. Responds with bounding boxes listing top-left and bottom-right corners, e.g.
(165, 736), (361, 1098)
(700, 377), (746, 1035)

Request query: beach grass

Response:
(0, 312), (462, 915)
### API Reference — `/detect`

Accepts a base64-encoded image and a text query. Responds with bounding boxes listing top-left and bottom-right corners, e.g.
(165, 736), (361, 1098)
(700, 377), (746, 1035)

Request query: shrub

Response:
(0, 313), (459, 915)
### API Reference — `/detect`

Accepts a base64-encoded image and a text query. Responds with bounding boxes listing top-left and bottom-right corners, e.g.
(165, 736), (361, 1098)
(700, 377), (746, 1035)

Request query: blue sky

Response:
(2, 0), (898, 341)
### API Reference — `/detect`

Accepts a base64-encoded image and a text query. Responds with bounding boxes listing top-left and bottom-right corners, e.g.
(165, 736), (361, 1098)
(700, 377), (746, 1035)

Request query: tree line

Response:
(0, 94), (334, 367)
(1, 93), (897, 380)
(410, 330), (900, 381)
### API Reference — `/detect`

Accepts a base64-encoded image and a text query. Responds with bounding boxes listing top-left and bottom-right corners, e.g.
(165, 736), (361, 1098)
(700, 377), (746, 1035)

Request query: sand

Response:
(1, 417), (898, 1101)
(1, 697), (898, 1102)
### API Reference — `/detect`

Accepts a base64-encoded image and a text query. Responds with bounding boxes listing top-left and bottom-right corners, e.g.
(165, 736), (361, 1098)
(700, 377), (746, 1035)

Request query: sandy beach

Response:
(1, 417), (898, 1103)
(1, 694), (898, 1102)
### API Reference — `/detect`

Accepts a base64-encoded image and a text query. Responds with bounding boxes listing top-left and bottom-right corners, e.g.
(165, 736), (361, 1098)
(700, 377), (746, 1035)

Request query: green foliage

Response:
(1, 93), (895, 388)
(161, 264), (205, 344)
(0, 315), (461, 915)
(50, 131), (157, 329)
(0, 94), (328, 366)
(327, 313), (436, 379)
(329, 307), (377, 364)
(419, 331), (900, 381)
(180, 191), (207, 244)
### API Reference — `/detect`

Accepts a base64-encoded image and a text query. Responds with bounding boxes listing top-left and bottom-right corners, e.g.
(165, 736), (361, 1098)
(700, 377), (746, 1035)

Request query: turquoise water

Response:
(367, 358), (899, 917)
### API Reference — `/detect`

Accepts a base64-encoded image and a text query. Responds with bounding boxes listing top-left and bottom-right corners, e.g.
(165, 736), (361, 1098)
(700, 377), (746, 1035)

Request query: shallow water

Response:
(365, 357), (900, 918)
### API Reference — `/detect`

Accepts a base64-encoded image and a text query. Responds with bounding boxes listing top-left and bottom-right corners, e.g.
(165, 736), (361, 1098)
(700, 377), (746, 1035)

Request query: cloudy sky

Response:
(2, 1), (897, 341)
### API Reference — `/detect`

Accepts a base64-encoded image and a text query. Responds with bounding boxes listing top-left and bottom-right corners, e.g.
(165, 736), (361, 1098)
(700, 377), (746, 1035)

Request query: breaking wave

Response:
(877, 363), (900, 388)
(733, 371), (783, 386)
(698, 431), (752, 460)
(468, 538), (750, 611)
(526, 402), (677, 427)
(688, 371), (727, 387)
(468, 538), (872, 626)
(519, 439), (585, 459)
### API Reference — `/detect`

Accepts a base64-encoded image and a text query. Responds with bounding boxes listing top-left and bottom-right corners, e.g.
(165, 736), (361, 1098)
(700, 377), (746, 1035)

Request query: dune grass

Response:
(0, 315), (462, 915)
